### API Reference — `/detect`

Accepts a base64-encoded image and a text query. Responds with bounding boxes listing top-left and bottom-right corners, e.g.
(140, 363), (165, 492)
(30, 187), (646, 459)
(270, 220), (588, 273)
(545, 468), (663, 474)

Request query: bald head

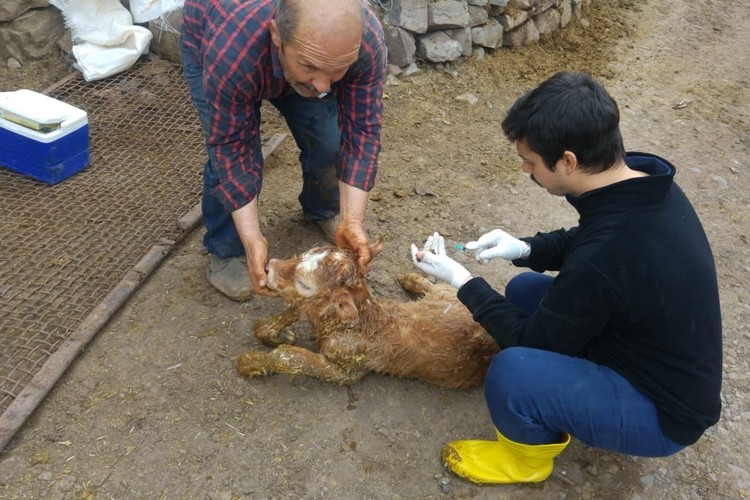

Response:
(271, 0), (365, 97)
(275, 0), (364, 46)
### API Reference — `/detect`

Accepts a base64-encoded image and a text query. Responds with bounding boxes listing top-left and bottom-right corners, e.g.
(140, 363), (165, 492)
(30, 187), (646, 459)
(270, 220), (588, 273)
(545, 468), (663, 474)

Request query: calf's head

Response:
(265, 238), (384, 325)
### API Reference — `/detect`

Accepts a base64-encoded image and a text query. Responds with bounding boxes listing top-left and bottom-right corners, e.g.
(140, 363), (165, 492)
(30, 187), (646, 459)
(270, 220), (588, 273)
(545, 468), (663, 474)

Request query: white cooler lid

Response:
(0, 89), (88, 142)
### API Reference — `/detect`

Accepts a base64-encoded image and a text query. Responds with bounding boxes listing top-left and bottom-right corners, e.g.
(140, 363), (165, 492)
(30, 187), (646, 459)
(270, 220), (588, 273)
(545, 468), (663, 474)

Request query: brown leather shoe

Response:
(207, 255), (254, 302)
(312, 216), (338, 244)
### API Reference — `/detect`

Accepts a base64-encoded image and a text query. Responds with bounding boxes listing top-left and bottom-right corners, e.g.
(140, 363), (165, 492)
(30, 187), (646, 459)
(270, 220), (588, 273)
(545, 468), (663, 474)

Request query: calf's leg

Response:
(399, 273), (455, 301)
(398, 273), (434, 296)
(237, 345), (367, 385)
(254, 306), (300, 347)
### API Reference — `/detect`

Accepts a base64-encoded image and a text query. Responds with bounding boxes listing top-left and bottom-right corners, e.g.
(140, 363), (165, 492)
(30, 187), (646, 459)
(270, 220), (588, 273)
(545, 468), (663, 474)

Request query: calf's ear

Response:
(341, 259), (360, 288)
(329, 289), (360, 326)
(369, 236), (385, 260)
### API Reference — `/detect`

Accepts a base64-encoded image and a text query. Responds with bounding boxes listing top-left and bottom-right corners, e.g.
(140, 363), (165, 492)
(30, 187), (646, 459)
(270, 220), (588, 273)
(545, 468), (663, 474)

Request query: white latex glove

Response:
(411, 232), (472, 288)
(464, 228), (531, 262)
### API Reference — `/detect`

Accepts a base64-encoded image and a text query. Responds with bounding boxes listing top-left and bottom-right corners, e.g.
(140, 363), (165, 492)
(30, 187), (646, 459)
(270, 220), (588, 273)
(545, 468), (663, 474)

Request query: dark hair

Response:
(275, 0), (300, 45)
(501, 71), (626, 173)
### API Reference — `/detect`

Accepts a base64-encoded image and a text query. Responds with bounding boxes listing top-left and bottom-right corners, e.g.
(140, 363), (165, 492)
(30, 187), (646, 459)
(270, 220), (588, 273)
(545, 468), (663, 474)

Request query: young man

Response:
(412, 72), (722, 484)
(180, 0), (386, 300)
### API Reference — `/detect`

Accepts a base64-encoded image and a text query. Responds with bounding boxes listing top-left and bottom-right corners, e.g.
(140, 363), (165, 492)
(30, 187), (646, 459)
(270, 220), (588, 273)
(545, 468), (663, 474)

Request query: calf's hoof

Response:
(398, 273), (433, 295)
(276, 328), (297, 345)
(237, 351), (270, 377)
(254, 322), (298, 347)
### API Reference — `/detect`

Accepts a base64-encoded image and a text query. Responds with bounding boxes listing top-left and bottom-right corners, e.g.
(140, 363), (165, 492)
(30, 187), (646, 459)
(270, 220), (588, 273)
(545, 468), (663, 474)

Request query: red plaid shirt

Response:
(181, 0), (386, 210)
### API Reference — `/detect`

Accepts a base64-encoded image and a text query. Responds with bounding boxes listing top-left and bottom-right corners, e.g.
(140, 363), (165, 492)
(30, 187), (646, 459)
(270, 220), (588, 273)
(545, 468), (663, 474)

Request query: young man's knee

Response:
(484, 347), (538, 399)
(504, 272), (553, 314)
(484, 347), (569, 404)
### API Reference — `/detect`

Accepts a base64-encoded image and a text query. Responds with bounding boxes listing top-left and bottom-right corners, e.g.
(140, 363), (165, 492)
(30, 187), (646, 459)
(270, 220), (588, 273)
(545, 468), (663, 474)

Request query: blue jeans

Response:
(181, 44), (340, 258)
(484, 272), (684, 457)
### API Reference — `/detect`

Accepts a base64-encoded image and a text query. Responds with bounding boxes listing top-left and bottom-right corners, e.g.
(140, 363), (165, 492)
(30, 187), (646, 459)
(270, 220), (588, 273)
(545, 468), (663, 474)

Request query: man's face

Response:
(271, 21), (360, 98)
(515, 139), (569, 196)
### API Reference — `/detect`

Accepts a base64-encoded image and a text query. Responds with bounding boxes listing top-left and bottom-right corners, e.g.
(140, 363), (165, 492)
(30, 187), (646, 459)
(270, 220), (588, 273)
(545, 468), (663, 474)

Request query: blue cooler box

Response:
(0, 89), (90, 185)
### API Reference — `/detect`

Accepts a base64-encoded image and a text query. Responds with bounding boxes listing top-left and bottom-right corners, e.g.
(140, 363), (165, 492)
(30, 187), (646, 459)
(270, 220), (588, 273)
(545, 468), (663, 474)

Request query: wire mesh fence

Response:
(0, 60), (205, 433)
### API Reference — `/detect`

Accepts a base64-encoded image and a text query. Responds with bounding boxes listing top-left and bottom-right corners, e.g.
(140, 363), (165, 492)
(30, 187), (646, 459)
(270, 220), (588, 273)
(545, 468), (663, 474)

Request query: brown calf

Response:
(237, 239), (499, 389)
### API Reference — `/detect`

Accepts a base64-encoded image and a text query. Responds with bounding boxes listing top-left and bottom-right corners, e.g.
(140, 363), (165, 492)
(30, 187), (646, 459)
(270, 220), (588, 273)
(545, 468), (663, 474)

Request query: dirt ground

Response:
(1, 0), (749, 498)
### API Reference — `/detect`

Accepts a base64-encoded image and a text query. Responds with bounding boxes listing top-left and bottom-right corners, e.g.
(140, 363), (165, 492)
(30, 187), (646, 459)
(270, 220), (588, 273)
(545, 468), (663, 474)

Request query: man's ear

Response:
(269, 19), (282, 49)
(560, 150), (578, 175)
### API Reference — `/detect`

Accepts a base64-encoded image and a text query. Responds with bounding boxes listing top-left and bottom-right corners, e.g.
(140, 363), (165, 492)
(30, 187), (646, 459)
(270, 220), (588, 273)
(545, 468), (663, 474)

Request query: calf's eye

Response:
(294, 279), (316, 297)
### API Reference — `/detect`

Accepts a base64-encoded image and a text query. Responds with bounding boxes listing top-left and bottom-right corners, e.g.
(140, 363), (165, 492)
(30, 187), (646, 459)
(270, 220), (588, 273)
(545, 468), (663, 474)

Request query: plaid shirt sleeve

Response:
(336, 4), (387, 192)
(183, 0), (281, 212)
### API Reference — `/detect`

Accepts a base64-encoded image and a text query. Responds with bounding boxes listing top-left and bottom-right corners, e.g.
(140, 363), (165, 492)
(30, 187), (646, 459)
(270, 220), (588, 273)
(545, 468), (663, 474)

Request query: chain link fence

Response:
(0, 60), (205, 448)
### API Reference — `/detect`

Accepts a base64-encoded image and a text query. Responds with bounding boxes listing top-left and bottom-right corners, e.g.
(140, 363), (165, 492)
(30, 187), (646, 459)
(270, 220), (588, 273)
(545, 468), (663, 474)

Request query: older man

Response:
(180, 0), (386, 300)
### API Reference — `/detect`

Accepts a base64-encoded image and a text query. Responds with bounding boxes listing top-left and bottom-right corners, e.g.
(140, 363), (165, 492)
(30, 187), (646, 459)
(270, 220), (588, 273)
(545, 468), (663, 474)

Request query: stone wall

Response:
(378, 0), (591, 68)
(1, 0), (593, 71)
(0, 0), (66, 67)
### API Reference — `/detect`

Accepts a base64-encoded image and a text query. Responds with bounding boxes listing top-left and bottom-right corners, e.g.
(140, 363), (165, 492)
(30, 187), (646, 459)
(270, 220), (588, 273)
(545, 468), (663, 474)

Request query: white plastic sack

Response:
(49, 0), (153, 82)
(130, 0), (184, 23)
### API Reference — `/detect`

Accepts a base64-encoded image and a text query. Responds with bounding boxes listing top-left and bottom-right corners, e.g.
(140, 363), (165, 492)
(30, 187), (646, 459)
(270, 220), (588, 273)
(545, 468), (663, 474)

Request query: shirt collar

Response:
(566, 152), (676, 214)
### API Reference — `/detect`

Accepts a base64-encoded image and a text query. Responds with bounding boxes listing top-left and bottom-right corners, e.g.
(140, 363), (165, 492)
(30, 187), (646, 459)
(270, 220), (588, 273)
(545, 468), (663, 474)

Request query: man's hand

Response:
(338, 181), (372, 271)
(231, 198), (276, 297)
(337, 219), (372, 271)
(411, 232), (472, 288)
(244, 235), (277, 297)
(464, 228), (530, 262)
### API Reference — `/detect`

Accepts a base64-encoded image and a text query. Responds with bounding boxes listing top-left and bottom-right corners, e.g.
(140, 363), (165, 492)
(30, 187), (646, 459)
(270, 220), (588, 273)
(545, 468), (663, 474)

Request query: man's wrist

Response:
(453, 273), (473, 289)
(518, 241), (531, 259)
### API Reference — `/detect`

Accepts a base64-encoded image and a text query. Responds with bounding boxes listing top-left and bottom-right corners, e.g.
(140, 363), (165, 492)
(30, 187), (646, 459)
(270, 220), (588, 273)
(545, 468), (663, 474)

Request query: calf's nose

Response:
(265, 259), (277, 273)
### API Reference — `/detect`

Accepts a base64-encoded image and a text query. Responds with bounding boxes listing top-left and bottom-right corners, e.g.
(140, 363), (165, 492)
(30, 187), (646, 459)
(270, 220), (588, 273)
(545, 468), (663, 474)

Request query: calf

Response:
(237, 239), (499, 389)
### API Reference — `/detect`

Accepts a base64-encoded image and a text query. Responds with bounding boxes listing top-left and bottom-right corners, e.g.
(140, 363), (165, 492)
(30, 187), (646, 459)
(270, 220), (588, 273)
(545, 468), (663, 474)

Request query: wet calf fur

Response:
(237, 239), (499, 389)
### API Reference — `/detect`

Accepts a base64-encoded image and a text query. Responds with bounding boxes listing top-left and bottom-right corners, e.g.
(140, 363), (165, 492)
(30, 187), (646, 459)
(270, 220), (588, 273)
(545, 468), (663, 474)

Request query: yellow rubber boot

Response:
(441, 429), (571, 484)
